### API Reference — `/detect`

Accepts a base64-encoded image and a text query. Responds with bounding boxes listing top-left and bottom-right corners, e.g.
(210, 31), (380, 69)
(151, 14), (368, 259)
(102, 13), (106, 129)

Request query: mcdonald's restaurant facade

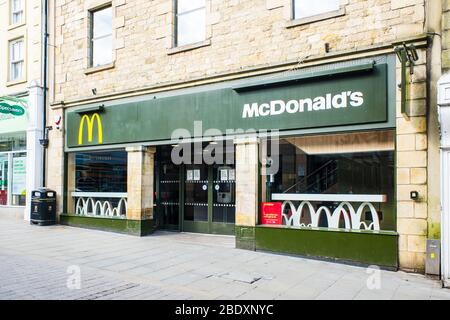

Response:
(53, 37), (440, 273)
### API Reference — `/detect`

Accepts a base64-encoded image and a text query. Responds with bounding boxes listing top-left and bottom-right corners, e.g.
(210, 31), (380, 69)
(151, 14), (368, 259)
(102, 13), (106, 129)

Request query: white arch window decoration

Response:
(72, 192), (127, 218)
(273, 194), (385, 231)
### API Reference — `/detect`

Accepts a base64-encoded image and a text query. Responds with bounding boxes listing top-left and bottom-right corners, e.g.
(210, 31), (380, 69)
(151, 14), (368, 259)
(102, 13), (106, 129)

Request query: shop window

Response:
(9, 38), (24, 81)
(70, 150), (127, 218)
(0, 132), (27, 207)
(11, 152), (26, 206)
(0, 150), (27, 207)
(175, 0), (206, 47)
(293, 0), (340, 20)
(90, 6), (112, 67)
(10, 0), (24, 25)
(261, 131), (395, 231)
(0, 132), (26, 152)
(75, 151), (127, 193)
(0, 155), (8, 206)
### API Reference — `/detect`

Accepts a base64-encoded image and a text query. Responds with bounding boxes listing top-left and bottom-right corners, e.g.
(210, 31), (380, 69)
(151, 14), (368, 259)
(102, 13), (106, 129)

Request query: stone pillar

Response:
(234, 137), (259, 250)
(126, 146), (156, 235)
(66, 153), (76, 215)
(24, 80), (44, 221)
(396, 48), (429, 272)
(46, 107), (65, 218)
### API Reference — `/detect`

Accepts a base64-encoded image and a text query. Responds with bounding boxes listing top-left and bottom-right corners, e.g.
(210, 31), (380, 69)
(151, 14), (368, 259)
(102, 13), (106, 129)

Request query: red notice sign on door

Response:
(261, 202), (282, 225)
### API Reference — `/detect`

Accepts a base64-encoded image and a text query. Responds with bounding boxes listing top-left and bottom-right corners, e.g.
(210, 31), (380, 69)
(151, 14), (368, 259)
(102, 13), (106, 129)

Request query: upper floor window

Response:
(175, 0), (206, 47)
(293, 0), (340, 20)
(90, 6), (112, 68)
(10, 0), (24, 25)
(9, 38), (24, 81)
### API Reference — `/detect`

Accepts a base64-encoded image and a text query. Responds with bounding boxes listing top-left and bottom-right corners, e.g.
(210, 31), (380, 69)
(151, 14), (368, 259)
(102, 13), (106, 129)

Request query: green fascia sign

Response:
(0, 96), (28, 134)
(0, 103), (25, 116)
(67, 63), (389, 148)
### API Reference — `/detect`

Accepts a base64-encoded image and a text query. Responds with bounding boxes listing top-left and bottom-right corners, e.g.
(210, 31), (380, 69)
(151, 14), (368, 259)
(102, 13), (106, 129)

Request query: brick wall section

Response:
(52, 0), (426, 103)
(396, 48), (428, 272)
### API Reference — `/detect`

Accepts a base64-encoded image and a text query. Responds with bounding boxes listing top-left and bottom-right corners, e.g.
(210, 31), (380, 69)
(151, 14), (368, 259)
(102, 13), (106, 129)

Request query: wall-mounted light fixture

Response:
(394, 43), (419, 116)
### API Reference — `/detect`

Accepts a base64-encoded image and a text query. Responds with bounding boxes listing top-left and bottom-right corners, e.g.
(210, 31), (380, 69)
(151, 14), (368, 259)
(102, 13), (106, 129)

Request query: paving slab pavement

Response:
(0, 218), (449, 300)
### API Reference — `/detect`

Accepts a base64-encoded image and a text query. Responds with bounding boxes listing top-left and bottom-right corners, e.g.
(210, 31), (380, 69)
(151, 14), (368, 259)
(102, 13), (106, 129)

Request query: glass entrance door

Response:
(156, 143), (235, 235)
(182, 163), (235, 235)
(182, 142), (236, 235)
(183, 164), (210, 233)
(211, 164), (235, 234)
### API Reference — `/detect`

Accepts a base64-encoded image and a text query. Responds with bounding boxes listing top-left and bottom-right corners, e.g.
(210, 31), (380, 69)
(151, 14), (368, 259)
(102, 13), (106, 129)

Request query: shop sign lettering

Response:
(0, 103), (25, 117)
(242, 91), (364, 118)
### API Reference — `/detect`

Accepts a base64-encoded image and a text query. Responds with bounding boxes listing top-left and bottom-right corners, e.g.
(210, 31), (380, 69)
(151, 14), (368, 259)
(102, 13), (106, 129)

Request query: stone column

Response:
(396, 48), (429, 272)
(24, 80), (44, 221)
(66, 153), (76, 215)
(234, 137), (259, 250)
(46, 107), (65, 218)
(126, 146), (156, 235)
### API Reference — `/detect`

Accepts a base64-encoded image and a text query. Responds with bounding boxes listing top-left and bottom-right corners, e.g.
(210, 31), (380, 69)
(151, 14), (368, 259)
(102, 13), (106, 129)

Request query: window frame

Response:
(9, 37), (25, 82)
(89, 5), (113, 68)
(259, 130), (396, 231)
(174, 0), (207, 48)
(292, 0), (340, 20)
(9, 0), (24, 26)
(74, 150), (128, 194)
(289, 0), (345, 27)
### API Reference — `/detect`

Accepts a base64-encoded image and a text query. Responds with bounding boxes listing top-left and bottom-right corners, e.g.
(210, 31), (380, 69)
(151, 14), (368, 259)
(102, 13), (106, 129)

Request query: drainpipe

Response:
(41, 0), (48, 187)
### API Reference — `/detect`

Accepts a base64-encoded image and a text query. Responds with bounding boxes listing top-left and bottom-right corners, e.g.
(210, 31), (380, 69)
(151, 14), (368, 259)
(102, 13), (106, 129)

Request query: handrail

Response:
(283, 160), (336, 193)
(303, 167), (338, 191)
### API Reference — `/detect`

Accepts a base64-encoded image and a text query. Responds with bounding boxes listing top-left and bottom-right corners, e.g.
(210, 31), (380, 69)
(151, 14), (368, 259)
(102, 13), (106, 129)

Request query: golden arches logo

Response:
(78, 113), (103, 145)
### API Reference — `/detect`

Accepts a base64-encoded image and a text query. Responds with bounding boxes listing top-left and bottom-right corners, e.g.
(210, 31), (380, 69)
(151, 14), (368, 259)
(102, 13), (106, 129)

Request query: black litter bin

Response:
(30, 188), (56, 226)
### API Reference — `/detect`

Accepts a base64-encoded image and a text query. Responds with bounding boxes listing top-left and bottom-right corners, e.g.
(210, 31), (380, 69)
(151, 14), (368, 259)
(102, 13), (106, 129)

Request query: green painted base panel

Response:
(183, 220), (235, 235)
(60, 214), (154, 236)
(254, 226), (398, 269)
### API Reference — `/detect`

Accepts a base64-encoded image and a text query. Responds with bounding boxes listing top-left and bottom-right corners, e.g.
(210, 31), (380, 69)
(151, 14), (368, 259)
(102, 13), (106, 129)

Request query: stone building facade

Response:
(48, 0), (444, 272)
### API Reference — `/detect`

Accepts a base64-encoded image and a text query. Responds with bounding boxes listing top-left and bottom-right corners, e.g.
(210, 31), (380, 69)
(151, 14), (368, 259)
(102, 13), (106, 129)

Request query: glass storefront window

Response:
(0, 150), (27, 207)
(11, 152), (26, 206)
(261, 130), (396, 231)
(0, 132), (26, 152)
(75, 151), (127, 193)
(0, 154), (8, 206)
(71, 150), (127, 217)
